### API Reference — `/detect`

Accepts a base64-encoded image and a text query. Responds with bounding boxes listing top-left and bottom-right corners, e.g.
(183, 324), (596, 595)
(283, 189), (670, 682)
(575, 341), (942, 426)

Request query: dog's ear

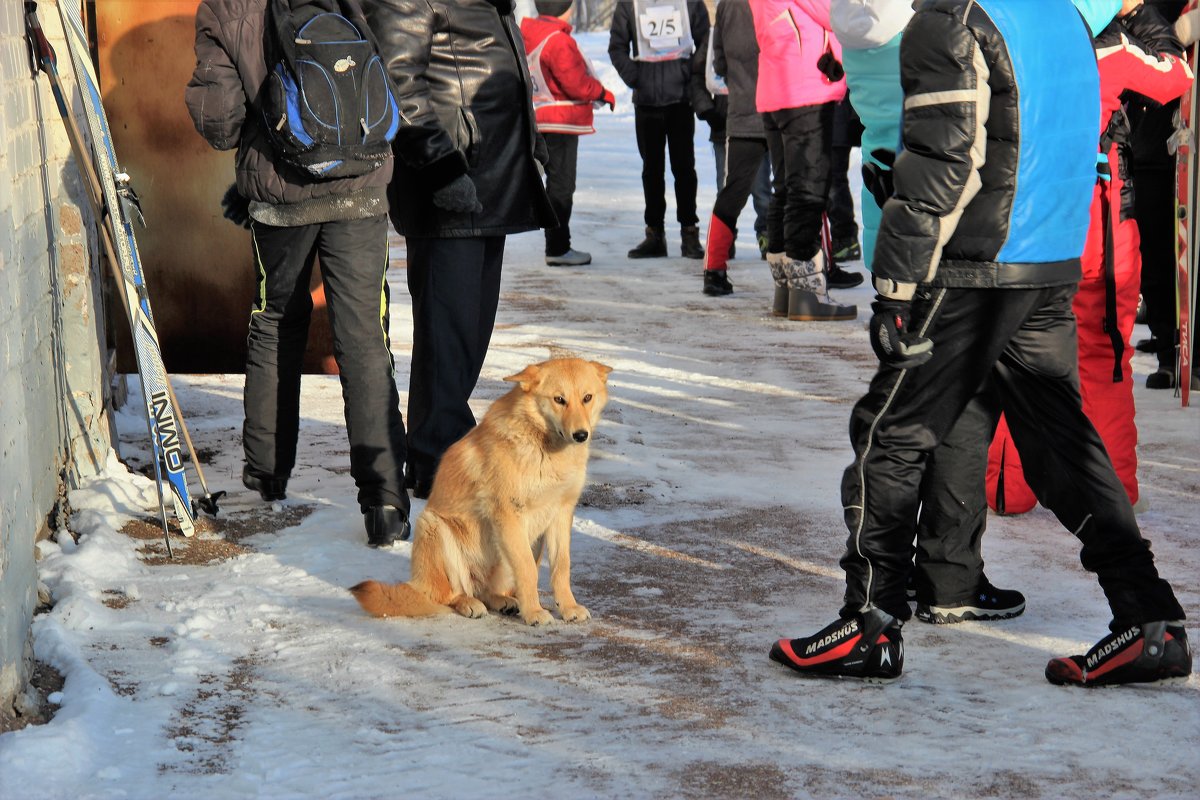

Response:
(590, 361), (613, 382)
(503, 364), (542, 391)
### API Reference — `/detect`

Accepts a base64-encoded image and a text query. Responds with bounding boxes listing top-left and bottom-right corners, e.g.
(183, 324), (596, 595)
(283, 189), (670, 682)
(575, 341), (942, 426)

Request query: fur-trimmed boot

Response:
(766, 252), (790, 317)
(785, 251), (857, 321)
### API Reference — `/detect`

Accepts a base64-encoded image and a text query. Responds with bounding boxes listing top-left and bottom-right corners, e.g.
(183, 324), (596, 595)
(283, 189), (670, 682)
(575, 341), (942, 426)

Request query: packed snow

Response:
(1, 33), (1197, 800)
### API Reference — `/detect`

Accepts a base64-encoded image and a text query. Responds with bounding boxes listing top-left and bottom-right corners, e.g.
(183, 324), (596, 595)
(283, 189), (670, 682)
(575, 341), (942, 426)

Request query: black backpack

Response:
(261, 0), (400, 179)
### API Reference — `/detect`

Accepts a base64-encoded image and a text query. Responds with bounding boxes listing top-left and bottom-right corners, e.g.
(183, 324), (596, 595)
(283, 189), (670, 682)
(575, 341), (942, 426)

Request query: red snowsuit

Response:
(987, 23), (1193, 513)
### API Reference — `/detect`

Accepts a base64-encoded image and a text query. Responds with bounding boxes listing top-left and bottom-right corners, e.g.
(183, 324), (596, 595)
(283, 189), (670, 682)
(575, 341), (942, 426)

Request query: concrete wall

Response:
(0, 1), (110, 717)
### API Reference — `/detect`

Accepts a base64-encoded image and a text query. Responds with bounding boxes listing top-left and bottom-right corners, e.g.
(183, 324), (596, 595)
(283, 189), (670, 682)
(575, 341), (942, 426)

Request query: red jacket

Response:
(520, 15), (605, 134)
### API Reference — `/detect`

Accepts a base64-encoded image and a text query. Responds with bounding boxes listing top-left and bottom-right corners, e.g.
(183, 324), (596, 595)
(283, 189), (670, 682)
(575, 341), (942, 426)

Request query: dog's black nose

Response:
(572, 430), (589, 443)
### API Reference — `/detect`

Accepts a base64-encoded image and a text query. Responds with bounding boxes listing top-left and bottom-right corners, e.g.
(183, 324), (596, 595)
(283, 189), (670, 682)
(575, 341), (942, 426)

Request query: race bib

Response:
(639, 5), (683, 49)
(632, 0), (693, 62)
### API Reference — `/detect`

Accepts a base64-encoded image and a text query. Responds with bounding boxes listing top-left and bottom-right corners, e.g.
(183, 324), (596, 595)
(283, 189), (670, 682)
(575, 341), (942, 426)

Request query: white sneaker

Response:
(546, 249), (592, 266)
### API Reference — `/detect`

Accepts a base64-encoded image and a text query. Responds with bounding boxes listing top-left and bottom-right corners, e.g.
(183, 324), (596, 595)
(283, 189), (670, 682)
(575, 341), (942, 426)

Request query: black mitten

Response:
(221, 184), (251, 229)
(431, 174), (482, 214)
(862, 149), (896, 209)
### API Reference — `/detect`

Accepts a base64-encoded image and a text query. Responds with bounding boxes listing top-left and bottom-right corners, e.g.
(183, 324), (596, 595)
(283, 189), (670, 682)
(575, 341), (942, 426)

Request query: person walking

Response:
(186, 0), (411, 547)
(769, 0), (1191, 686)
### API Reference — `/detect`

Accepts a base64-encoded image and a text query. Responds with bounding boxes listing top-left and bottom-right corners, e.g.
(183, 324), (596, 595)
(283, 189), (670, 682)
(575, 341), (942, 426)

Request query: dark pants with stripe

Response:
(839, 285), (1183, 628)
(245, 216), (407, 512)
(405, 236), (504, 485)
(634, 102), (699, 228)
(543, 133), (580, 256)
(764, 102), (835, 261)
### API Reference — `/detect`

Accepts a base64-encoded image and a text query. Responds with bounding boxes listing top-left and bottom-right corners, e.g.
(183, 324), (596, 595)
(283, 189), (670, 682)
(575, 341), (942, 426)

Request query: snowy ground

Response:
(2, 33), (1199, 800)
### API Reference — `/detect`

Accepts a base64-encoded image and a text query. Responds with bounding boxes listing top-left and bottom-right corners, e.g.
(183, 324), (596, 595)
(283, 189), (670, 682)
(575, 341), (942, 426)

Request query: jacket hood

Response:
(1070, 0), (1121, 36)
(830, 0), (913, 49)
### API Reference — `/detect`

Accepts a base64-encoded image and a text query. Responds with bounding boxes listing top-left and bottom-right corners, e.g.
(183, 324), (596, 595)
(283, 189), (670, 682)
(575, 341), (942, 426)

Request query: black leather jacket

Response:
(363, 0), (553, 237)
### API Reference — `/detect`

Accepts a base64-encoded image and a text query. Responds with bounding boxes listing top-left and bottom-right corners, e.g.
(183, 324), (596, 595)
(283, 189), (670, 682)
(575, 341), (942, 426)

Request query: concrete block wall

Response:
(0, 1), (110, 717)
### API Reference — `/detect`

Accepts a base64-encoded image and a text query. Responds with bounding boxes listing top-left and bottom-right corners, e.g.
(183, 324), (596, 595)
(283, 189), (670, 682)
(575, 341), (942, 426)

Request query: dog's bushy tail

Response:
(349, 581), (453, 618)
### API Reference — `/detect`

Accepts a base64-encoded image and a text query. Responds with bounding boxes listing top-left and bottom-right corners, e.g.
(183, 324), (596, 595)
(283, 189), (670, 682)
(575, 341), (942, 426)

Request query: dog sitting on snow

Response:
(351, 357), (612, 625)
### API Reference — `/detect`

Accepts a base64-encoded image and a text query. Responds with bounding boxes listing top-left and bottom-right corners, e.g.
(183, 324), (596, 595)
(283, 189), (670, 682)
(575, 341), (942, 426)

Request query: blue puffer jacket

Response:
(871, 0), (1101, 300)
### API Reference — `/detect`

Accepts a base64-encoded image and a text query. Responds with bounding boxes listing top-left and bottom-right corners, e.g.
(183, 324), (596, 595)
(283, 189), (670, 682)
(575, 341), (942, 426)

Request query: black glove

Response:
(869, 296), (934, 369)
(431, 174), (482, 214)
(817, 50), (845, 82)
(862, 149), (896, 209)
(220, 184), (251, 229)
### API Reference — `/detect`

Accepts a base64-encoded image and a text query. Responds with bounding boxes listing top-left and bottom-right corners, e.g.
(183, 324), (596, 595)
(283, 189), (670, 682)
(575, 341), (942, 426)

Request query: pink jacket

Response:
(750, 0), (846, 112)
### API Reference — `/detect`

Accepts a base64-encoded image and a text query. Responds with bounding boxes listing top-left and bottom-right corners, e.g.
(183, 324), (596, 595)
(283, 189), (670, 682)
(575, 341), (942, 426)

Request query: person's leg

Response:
(763, 113), (786, 256)
(713, 137), (727, 193)
(751, 148), (772, 242)
(405, 236), (502, 485)
(827, 144), (859, 257)
(770, 288), (1020, 680)
(243, 221), (320, 484)
(995, 284), (1183, 628)
(665, 102), (699, 227)
(1133, 164), (1178, 377)
(778, 103), (834, 262)
(839, 288), (1019, 622)
(705, 137), (765, 273)
(912, 387), (1026, 623)
(315, 215), (408, 513)
(542, 133), (578, 258)
(634, 105), (668, 230)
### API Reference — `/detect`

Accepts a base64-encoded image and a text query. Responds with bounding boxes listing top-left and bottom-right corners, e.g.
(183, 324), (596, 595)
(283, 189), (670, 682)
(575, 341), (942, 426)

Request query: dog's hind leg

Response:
(545, 505), (590, 622)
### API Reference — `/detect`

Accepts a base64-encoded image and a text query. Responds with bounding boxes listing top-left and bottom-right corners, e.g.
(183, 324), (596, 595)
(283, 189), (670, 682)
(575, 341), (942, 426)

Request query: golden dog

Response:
(350, 357), (612, 625)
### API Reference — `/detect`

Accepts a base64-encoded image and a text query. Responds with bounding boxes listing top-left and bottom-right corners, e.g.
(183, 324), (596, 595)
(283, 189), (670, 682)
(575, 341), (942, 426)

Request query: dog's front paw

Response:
(521, 607), (554, 626)
(559, 603), (591, 623)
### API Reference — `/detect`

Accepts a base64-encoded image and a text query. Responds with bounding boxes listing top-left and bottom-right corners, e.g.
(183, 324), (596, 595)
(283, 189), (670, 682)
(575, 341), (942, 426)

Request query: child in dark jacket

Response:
(522, 0), (616, 266)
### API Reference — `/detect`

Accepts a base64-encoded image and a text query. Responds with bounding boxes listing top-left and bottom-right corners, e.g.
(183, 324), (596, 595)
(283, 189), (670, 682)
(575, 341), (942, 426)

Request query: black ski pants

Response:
(244, 216), (407, 512)
(911, 390), (998, 606)
(764, 102), (835, 261)
(543, 133), (579, 257)
(405, 235), (504, 485)
(634, 102), (699, 229)
(839, 284), (1184, 627)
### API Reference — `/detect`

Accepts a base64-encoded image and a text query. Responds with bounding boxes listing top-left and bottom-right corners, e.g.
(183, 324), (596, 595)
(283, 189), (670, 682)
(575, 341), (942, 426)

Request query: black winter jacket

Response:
(608, 0), (711, 108)
(712, 0), (763, 140)
(185, 0), (391, 226)
(363, 0), (554, 237)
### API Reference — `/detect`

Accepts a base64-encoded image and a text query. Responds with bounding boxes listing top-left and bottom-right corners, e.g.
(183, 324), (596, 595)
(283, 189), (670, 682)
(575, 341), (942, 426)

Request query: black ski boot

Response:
(242, 465), (287, 501)
(364, 505), (411, 548)
(703, 269), (733, 296)
(628, 226), (667, 259)
(681, 225), (705, 259)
